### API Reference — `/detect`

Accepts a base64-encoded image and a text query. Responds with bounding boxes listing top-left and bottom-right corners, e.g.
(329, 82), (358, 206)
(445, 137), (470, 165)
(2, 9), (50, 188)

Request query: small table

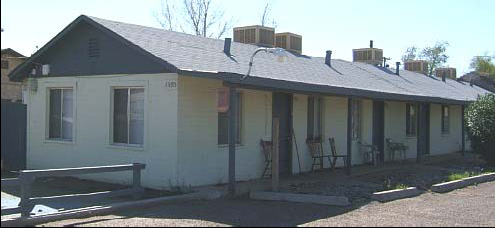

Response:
(359, 142), (379, 166)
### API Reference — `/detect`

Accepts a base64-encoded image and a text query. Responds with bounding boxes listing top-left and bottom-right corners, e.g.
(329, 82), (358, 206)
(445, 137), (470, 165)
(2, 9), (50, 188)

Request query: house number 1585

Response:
(165, 81), (177, 88)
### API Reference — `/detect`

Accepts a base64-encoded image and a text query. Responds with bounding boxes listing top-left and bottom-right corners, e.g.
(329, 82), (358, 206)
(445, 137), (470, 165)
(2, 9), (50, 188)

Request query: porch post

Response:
(461, 105), (466, 154)
(228, 86), (237, 196)
(346, 97), (353, 175)
(417, 103), (424, 163)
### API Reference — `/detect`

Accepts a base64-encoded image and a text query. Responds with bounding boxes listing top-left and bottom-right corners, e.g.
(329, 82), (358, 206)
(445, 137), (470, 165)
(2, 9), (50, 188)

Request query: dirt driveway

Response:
(40, 182), (495, 227)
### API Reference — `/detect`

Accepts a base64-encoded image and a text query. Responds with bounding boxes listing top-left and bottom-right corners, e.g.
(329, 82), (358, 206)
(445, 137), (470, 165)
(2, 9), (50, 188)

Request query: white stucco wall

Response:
(384, 101), (418, 160)
(25, 73), (469, 189)
(429, 104), (463, 155)
(176, 76), (272, 186)
(26, 73), (179, 189)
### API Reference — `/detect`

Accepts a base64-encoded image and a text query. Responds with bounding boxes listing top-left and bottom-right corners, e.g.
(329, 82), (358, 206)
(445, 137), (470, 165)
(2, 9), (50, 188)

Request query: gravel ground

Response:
(282, 180), (383, 204)
(40, 182), (495, 227)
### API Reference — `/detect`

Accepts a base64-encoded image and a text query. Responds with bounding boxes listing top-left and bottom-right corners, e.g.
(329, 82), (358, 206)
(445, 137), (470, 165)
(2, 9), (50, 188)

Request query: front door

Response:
(373, 101), (385, 162)
(419, 103), (431, 155)
(272, 93), (293, 176)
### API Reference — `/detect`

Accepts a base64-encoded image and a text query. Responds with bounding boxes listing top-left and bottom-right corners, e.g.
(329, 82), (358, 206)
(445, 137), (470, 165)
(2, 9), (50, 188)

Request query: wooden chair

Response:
(260, 140), (273, 179)
(358, 141), (379, 166)
(385, 138), (408, 161)
(328, 138), (349, 171)
(306, 137), (332, 172)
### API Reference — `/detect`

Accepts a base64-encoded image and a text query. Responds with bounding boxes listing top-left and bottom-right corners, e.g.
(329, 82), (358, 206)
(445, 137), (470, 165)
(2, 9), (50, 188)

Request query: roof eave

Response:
(178, 69), (473, 105)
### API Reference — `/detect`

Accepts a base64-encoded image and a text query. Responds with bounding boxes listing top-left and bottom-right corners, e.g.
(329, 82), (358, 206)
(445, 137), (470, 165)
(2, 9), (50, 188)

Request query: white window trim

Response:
(108, 80), (148, 151)
(442, 106), (451, 135)
(44, 81), (77, 145)
(351, 99), (363, 140)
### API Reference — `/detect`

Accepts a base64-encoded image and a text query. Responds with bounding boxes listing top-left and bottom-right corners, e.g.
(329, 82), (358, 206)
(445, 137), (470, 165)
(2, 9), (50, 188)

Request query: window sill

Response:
(406, 135), (417, 139)
(44, 139), (75, 145)
(218, 144), (244, 149)
(108, 144), (146, 151)
(442, 133), (451, 137)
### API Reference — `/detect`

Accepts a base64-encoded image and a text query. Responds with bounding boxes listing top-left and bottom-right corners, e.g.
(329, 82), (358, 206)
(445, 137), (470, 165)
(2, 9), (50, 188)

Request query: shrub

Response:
(466, 94), (495, 165)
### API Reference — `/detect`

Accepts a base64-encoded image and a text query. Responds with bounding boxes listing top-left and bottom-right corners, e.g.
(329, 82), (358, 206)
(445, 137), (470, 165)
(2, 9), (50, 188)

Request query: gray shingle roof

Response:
(28, 15), (495, 104)
(87, 16), (491, 104)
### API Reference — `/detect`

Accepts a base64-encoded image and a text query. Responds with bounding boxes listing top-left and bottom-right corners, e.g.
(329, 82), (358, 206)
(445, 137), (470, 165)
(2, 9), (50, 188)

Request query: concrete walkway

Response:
(39, 182), (495, 227)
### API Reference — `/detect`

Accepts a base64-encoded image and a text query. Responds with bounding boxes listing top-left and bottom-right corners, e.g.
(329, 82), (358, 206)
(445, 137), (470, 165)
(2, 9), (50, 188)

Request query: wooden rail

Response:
(1, 163), (145, 218)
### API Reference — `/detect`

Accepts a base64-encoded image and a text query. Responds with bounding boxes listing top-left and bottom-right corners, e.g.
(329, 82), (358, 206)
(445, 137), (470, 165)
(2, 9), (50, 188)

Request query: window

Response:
(307, 96), (323, 139)
(48, 88), (74, 141)
(113, 88), (145, 146)
(351, 100), (362, 139)
(1, 60), (9, 69)
(442, 106), (450, 134)
(218, 91), (242, 145)
(406, 103), (417, 136)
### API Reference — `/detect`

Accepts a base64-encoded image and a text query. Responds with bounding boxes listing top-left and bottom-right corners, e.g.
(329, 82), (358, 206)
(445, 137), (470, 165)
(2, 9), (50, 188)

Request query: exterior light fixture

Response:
(241, 47), (289, 81)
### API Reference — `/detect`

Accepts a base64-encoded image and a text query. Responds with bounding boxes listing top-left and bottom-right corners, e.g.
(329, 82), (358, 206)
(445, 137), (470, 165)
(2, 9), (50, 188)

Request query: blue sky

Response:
(2, 0), (494, 76)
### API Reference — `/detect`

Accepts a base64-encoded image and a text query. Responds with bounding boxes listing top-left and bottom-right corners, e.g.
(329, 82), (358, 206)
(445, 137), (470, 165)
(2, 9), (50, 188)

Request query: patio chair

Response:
(306, 137), (332, 172)
(260, 140), (273, 179)
(385, 138), (408, 161)
(357, 141), (379, 166)
(328, 137), (349, 171)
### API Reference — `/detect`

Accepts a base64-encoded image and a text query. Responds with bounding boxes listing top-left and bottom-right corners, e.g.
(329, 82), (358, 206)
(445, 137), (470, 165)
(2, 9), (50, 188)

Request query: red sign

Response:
(217, 88), (229, 112)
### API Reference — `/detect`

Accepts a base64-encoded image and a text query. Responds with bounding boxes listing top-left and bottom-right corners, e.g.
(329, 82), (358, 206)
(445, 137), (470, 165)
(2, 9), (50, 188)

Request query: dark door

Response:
(1, 101), (27, 171)
(272, 93), (292, 176)
(419, 104), (431, 155)
(373, 101), (385, 162)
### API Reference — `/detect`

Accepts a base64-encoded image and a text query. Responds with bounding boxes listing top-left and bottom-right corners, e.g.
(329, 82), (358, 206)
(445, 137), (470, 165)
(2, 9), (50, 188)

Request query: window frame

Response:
(406, 103), (418, 136)
(351, 99), (362, 140)
(441, 105), (450, 134)
(46, 87), (75, 142)
(307, 96), (324, 139)
(1, 59), (9, 69)
(111, 86), (146, 148)
(217, 90), (243, 146)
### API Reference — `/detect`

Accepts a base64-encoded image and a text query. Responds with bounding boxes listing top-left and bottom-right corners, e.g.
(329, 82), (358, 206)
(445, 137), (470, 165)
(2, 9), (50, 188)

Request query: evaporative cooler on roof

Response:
(233, 26), (275, 47)
(352, 41), (383, 66)
(275, 33), (302, 54)
(404, 60), (429, 75)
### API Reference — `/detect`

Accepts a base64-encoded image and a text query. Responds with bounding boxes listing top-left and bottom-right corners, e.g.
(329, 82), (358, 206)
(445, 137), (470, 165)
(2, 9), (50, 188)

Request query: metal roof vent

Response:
(224, 38), (232, 56)
(325, 50), (332, 67)
(88, 38), (100, 58)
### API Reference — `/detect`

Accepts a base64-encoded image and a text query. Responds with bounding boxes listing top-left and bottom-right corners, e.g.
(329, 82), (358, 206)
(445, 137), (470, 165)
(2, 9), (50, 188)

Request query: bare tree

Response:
(260, 1), (277, 28)
(155, 0), (233, 39)
(156, 0), (176, 31)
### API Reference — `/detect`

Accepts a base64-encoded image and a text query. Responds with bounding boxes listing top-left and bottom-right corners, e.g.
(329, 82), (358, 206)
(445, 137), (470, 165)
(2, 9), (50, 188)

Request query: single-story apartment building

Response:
(9, 15), (492, 189)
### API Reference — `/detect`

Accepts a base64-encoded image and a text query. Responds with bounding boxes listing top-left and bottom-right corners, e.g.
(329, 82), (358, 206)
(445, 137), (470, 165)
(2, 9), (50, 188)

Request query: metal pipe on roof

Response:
(325, 51), (332, 67)
(224, 38), (232, 56)
(396, 62), (401, 75)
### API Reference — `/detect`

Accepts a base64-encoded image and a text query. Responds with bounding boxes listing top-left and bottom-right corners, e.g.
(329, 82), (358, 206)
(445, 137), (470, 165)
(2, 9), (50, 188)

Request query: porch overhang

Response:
(178, 69), (473, 106)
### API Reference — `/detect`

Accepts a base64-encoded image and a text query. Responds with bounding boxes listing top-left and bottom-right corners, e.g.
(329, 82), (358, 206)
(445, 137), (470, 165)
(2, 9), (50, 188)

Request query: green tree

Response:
(401, 46), (418, 63)
(420, 41), (449, 77)
(466, 94), (495, 165)
(401, 41), (449, 77)
(470, 55), (495, 80)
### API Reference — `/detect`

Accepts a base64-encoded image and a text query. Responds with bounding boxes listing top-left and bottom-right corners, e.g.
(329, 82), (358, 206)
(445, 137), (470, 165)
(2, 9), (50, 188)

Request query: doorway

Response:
(272, 93), (293, 176)
(373, 101), (385, 162)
